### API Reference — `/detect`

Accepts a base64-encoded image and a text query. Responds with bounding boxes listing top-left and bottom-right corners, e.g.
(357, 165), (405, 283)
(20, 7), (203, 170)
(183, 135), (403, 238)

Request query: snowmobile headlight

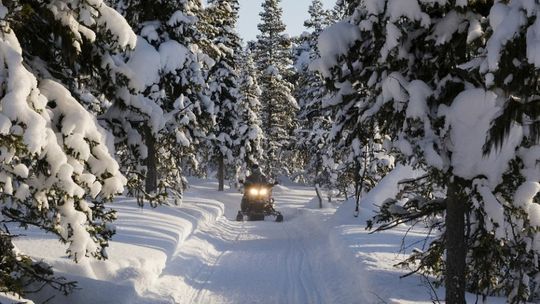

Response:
(249, 188), (258, 196)
(259, 188), (268, 196)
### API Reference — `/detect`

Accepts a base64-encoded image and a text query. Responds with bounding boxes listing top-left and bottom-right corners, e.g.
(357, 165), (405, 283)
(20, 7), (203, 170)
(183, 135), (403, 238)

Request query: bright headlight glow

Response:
(259, 188), (268, 196)
(249, 188), (258, 196)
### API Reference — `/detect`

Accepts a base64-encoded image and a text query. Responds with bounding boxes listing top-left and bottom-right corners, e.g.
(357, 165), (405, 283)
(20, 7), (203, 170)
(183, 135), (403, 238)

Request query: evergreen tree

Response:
(293, 0), (335, 200)
(0, 0), (132, 297)
(254, 0), (298, 177)
(108, 0), (215, 204)
(327, 0), (348, 22)
(202, 0), (245, 191)
(11, 0), (136, 117)
(479, 1), (540, 301)
(303, 0), (330, 33)
(305, 0), (392, 207)
(315, 1), (540, 302)
(235, 49), (265, 183)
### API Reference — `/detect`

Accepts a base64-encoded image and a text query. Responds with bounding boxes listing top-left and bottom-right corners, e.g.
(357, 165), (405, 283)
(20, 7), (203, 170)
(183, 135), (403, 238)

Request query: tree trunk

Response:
(315, 184), (323, 209)
(315, 158), (323, 208)
(218, 153), (225, 191)
(266, 99), (273, 173)
(144, 126), (157, 193)
(445, 177), (467, 304)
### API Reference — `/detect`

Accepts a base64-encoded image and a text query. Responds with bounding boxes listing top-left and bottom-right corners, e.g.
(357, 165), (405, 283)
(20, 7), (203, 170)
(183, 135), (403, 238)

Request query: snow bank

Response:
(327, 165), (507, 303)
(0, 293), (35, 304)
(334, 165), (419, 220)
(11, 196), (223, 304)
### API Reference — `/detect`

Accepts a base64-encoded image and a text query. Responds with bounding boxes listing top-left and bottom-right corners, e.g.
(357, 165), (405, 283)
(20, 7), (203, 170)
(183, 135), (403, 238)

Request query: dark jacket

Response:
(244, 170), (268, 185)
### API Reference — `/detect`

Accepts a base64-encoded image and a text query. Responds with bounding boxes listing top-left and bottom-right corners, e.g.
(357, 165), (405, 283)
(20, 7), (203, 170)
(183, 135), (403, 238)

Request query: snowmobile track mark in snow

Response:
(190, 219), (247, 303)
(285, 222), (326, 304)
(281, 223), (314, 304)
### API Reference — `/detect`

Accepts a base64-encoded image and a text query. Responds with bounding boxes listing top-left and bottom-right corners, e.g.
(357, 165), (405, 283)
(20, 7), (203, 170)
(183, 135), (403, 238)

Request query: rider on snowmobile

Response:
(241, 164), (271, 212)
(237, 164), (283, 222)
(244, 164), (268, 186)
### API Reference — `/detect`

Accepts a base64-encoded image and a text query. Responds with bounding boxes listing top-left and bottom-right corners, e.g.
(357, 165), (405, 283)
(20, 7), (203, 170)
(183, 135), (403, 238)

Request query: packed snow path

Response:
(141, 182), (370, 304)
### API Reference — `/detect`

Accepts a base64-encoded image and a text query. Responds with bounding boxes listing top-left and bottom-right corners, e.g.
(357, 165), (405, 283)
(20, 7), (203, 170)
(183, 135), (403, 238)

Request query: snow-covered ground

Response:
(4, 174), (507, 303)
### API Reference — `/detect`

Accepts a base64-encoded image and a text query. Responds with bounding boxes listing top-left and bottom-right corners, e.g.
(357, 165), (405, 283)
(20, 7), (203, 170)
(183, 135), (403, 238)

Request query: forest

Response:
(1, 0), (540, 303)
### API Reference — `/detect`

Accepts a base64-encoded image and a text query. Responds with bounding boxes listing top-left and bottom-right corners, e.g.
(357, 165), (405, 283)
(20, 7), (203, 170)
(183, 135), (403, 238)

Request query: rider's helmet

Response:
(251, 163), (264, 176)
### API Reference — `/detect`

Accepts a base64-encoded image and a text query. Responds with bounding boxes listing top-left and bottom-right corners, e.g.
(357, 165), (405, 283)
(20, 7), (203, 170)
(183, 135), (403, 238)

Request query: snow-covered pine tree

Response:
(478, 1), (540, 301)
(315, 1), (540, 302)
(108, 0), (215, 204)
(165, 0), (217, 183)
(235, 48), (265, 183)
(254, 0), (298, 177)
(292, 0), (335, 202)
(0, 0), (132, 297)
(308, 1), (393, 209)
(303, 0), (330, 33)
(327, 0), (347, 23)
(10, 0), (134, 116)
(201, 0), (245, 191)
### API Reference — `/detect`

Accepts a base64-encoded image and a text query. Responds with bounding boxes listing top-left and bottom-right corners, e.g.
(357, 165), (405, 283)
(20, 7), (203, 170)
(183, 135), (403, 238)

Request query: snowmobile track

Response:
(189, 219), (247, 303)
(282, 222), (321, 304)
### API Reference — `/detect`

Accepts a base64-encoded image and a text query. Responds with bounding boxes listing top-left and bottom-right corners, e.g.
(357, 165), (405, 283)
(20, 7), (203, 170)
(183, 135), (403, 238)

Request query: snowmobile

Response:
(236, 182), (283, 222)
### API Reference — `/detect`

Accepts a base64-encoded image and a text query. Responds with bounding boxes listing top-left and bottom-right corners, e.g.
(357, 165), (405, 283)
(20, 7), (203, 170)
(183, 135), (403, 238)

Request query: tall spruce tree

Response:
(479, 1), (540, 301)
(109, 0), (215, 204)
(308, 0), (393, 208)
(303, 0), (329, 33)
(314, 1), (479, 302)
(254, 0), (298, 177)
(315, 0), (540, 303)
(202, 0), (245, 191)
(235, 48), (265, 182)
(327, 0), (347, 22)
(293, 0), (335, 202)
(0, 0), (133, 297)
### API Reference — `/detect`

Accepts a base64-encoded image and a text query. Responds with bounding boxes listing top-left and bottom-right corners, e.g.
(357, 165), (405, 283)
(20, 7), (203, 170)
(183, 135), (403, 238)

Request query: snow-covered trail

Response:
(140, 182), (371, 304)
(7, 175), (510, 304)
